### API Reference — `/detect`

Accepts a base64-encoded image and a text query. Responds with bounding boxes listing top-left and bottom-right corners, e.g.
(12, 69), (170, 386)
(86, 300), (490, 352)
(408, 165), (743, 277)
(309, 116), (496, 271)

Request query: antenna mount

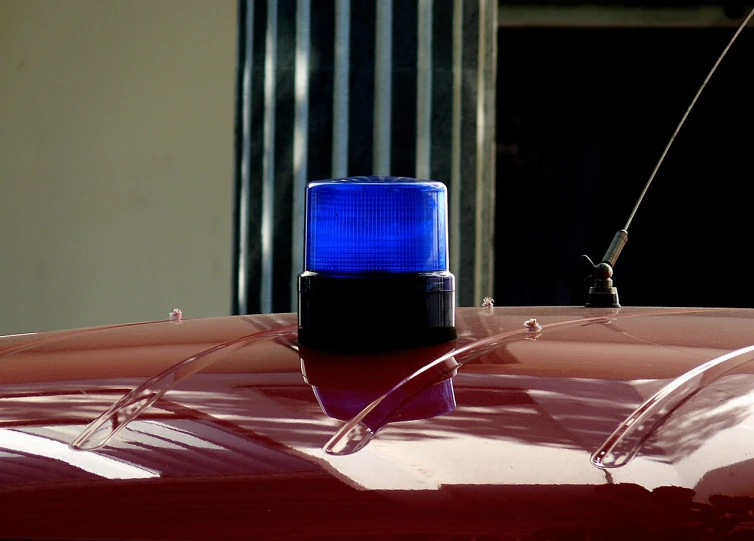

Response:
(579, 6), (754, 309)
(582, 229), (627, 308)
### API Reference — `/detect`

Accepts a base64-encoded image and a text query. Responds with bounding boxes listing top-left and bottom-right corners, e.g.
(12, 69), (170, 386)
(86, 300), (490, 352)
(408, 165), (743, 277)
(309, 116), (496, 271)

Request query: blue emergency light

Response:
(298, 176), (456, 350)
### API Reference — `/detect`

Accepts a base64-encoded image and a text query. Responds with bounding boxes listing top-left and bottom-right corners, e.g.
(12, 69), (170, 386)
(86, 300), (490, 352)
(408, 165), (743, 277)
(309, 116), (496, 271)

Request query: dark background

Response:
(494, 25), (754, 308)
(233, 2), (754, 313)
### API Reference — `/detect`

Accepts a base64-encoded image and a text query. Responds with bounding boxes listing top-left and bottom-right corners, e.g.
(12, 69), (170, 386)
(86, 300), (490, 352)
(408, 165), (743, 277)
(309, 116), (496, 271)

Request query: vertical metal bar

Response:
(233, 0), (253, 315)
(291, 0), (311, 309)
(474, 0), (497, 304)
(488, 0), (498, 296)
(450, 0), (462, 289)
(332, 0), (351, 178)
(474, 0), (486, 304)
(373, 0), (392, 176)
(416, 0), (432, 180)
(261, 0), (278, 314)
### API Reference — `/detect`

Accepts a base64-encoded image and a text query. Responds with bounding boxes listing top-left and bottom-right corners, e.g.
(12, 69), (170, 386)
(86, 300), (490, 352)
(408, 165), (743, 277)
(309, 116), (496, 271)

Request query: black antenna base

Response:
(582, 256), (620, 308)
(582, 229), (627, 308)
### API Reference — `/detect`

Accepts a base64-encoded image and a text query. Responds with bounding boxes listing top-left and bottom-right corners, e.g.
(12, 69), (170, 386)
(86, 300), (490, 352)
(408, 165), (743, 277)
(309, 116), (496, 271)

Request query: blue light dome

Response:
(298, 175), (456, 350)
(304, 176), (449, 273)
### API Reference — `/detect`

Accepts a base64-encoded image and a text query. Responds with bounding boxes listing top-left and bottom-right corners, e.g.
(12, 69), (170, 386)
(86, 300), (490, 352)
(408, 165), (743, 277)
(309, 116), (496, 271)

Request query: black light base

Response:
(298, 271), (456, 352)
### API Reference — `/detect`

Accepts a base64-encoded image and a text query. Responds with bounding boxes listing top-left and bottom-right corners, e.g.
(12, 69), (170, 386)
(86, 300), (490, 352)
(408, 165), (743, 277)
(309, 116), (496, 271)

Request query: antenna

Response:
(583, 7), (754, 308)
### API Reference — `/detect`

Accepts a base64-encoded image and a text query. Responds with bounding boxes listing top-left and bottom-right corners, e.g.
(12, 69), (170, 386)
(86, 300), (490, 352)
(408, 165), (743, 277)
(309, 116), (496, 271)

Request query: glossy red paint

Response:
(1, 307), (754, 539)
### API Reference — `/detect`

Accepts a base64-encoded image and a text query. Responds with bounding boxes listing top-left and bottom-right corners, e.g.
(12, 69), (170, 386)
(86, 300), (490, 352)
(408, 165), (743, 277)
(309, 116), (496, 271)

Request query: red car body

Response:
(1, 306), (754, 539)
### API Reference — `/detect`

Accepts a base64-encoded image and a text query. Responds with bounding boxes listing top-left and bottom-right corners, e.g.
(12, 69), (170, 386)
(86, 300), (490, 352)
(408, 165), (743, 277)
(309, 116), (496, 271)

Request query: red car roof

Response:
(1, 306), (753, 539)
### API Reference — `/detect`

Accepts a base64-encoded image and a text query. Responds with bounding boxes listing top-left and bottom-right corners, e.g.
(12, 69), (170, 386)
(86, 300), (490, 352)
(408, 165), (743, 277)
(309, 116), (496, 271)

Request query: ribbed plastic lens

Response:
(304, 176), (449, 273)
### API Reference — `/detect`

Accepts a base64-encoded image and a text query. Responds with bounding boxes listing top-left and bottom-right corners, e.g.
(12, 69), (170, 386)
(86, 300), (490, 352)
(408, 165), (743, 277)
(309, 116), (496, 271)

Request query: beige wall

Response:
(0, 0), (237, 334)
